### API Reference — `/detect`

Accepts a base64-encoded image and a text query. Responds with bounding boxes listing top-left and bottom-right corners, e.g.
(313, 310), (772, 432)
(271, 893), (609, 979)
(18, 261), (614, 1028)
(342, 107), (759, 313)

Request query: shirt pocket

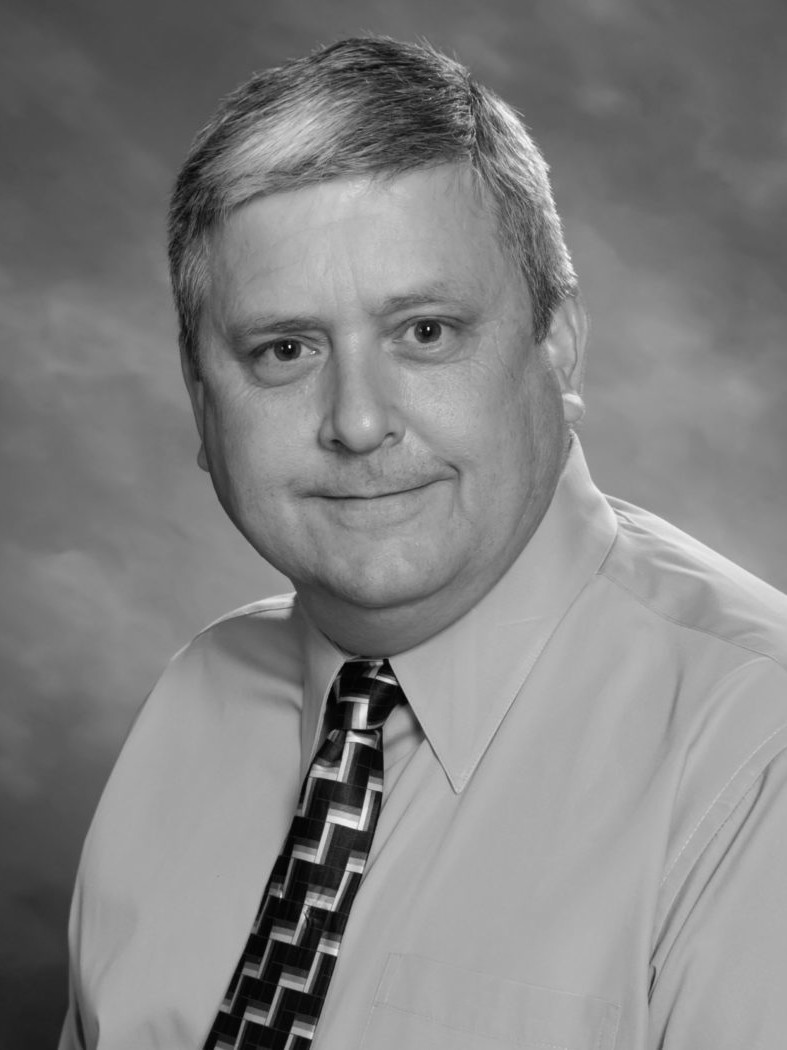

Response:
(360, 954), (620, 1050)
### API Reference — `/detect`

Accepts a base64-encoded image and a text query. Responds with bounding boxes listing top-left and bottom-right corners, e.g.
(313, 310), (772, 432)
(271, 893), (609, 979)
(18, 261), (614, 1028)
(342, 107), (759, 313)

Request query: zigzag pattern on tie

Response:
(203, 660), (402, 1050)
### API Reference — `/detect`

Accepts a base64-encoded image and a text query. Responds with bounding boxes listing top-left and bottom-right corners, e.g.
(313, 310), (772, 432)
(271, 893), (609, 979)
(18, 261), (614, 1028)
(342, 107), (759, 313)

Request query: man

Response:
(60, 37), (787, 1050)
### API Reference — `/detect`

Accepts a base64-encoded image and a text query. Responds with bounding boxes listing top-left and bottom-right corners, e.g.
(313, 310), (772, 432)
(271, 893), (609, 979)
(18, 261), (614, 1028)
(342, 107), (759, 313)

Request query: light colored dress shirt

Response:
(60, 442), (787, 1050)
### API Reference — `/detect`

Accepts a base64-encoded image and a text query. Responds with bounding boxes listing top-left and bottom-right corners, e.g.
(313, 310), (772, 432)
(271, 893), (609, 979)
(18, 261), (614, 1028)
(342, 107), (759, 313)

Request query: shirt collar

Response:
(296, 439), (617, 790)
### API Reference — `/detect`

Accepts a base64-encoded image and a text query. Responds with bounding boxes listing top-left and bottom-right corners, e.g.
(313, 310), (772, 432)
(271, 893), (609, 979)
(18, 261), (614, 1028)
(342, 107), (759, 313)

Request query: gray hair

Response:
(168, 36), (578, 372)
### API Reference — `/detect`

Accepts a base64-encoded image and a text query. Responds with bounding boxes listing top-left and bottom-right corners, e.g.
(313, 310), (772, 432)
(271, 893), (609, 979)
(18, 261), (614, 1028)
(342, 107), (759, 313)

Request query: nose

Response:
(318, 344), (405, 454)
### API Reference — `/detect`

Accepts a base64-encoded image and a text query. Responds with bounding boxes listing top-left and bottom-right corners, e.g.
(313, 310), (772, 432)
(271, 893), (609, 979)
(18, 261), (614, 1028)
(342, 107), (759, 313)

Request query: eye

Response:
(412, 319), (443, 344)
(267, 339), (303, 362)
(247, 336), (320, 386)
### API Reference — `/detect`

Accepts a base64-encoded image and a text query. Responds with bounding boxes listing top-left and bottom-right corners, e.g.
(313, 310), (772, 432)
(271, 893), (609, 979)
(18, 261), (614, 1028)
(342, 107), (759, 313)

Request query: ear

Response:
(542, 296), (589, 425)
(179, 345), (210, 472)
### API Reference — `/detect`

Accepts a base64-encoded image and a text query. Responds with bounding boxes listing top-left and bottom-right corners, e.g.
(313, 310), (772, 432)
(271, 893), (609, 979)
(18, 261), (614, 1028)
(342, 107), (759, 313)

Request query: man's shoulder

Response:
(599, 495), (787, 672)
(150, 591), (303, 710)
(109, 592), (304, 784)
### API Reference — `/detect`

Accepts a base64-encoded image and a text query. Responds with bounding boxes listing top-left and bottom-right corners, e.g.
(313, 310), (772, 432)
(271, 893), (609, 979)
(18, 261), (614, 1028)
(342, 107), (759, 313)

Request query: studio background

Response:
(1, 0), (785, 1045)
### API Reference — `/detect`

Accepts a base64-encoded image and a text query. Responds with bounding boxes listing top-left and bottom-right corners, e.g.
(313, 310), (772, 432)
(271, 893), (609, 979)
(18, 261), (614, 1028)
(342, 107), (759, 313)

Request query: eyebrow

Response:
(225, 283), (472, 342)
(225, 315), (324, 343)
(370, 283), (469, 316)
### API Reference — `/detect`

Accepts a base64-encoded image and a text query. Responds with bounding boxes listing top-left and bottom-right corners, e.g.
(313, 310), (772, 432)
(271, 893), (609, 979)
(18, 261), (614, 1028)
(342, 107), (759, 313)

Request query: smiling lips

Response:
(319, 480), (439, 501)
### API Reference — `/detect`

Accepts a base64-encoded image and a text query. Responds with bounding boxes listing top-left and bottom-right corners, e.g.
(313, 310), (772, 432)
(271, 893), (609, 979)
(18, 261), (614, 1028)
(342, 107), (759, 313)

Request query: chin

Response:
(309, 559), (449, 612)
(333, 577), (434, 611)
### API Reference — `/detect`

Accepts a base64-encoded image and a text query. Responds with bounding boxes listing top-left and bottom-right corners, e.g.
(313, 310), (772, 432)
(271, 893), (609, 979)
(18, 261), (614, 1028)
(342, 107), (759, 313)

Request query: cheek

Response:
(482, 365), (565, 493)
(409, 357), (510, 445)
(202, 396), (284, 507)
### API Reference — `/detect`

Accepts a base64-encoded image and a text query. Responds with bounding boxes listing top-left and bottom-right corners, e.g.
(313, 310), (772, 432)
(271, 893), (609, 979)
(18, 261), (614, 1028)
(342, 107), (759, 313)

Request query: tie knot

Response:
(332, 659), (404, 731)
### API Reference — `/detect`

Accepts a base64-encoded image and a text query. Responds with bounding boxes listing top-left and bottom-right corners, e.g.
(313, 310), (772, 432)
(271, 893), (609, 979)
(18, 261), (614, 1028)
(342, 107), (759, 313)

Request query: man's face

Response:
(185, 165), (583, 650)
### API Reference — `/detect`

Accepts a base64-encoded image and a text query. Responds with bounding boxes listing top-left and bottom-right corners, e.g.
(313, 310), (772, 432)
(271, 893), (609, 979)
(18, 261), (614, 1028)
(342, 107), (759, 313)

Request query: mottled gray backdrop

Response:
(1, 0), (785, 1044)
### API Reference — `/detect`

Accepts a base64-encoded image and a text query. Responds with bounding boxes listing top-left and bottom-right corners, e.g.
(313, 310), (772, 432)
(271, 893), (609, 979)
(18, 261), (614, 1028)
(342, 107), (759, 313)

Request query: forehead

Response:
(205, 165), (523, 317)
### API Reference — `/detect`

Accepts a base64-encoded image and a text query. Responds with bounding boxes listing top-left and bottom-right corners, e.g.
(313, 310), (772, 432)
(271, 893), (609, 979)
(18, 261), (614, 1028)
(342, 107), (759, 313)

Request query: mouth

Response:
(319, 480), (438, 501)
(310, 479), (446, 524)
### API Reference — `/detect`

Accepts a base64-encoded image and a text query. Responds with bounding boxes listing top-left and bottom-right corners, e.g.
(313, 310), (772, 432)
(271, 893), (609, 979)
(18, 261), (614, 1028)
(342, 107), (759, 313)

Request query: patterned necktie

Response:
(203, 658), (404, 1050)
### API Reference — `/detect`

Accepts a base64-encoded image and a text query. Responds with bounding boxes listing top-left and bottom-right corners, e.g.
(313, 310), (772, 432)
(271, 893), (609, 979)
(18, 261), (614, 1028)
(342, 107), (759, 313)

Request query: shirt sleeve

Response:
(649, 747), (787, 1047)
